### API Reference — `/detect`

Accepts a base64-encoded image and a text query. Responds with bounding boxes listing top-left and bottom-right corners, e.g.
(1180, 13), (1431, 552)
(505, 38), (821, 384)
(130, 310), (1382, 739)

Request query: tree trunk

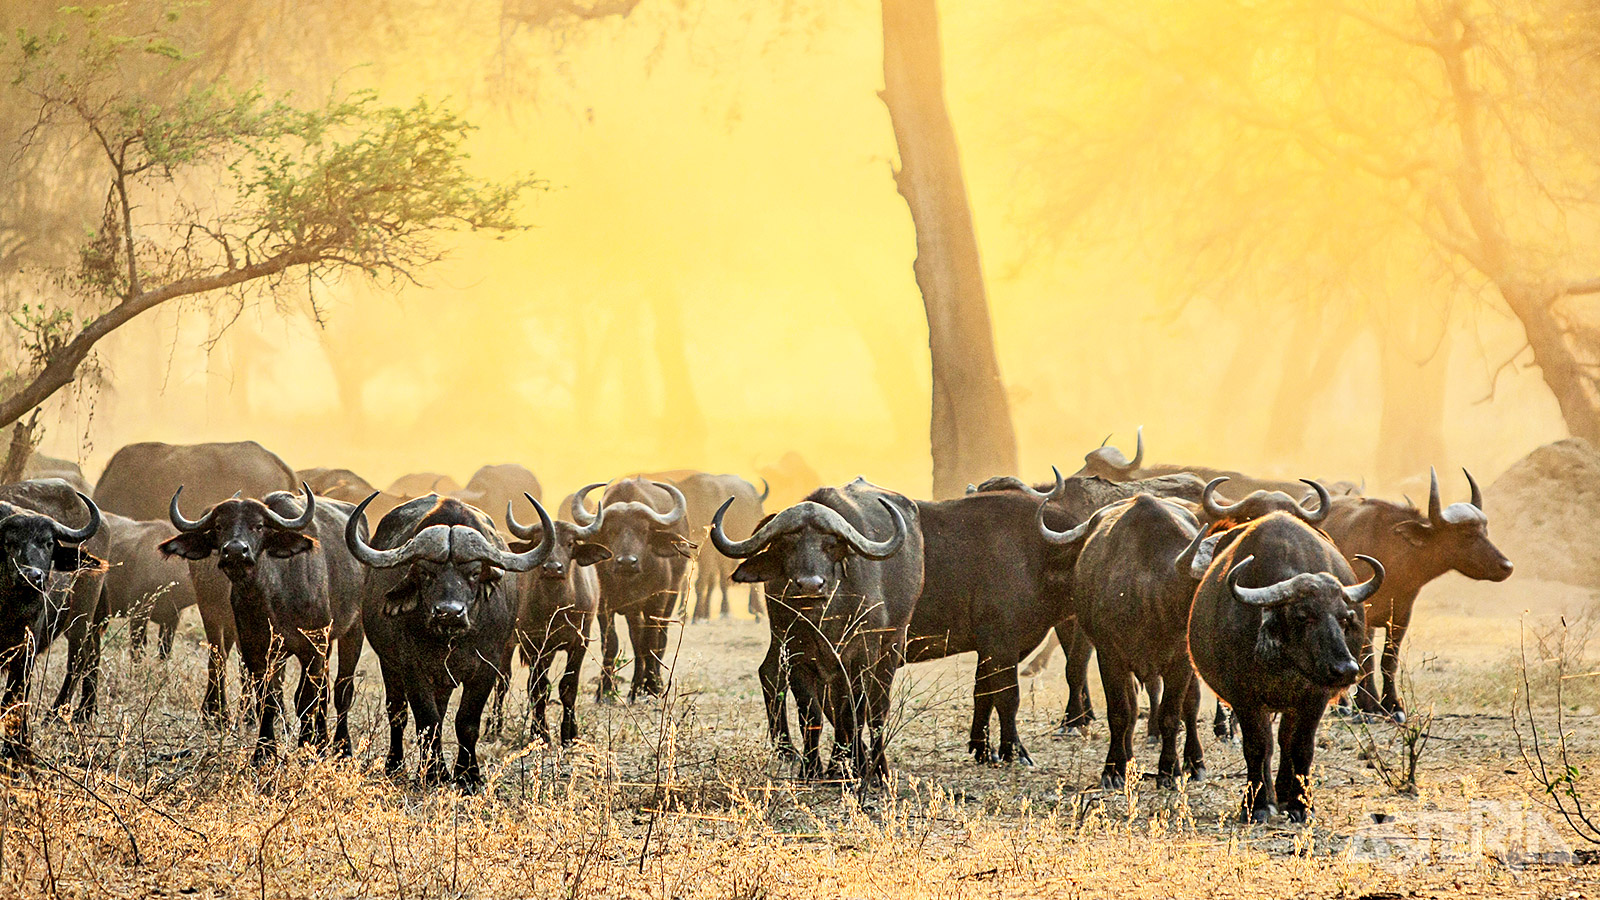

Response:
(881, 0), (1018, 498)
(1502, 284), (1600, 445)
(1262, 309), (1360, 459)
(1375, 322), (1450, 486)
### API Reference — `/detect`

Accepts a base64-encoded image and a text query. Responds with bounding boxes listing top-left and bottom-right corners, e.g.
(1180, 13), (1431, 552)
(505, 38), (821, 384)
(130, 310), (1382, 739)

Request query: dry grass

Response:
(3, 588), (1596, 898)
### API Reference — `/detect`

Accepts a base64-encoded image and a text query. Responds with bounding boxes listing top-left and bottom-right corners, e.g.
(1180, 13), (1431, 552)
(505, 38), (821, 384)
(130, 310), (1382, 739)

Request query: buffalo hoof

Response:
(1100, 771), (1125, 790)
(1188, 765), (1207, 783)
(1386, 708), (1407, 724)
(970, 744), (998, 766)
(250, 745), (277, 767)
(1146, 733), (1161, 747)
(1156, 773), (1178, 790)
(1003, 746), (1035, 767)
(455, 773), (485, 795)
(1246, 806), (1275, 825)
(1285, 807), (1309, 824)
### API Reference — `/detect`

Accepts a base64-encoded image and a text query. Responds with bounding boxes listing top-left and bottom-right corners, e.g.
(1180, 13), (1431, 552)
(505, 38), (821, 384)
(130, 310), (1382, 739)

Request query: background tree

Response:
(0, 5), (535, 446)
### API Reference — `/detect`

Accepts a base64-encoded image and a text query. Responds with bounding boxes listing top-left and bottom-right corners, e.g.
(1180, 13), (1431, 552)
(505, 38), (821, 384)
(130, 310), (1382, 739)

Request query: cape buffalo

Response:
(1322, 468), (1511, 720)
(578, 478), (694, 703)
(388, 473), (462, 498)
(162, 485), (367, 760)
(347, 493), (552, 789)
(1188, 511), (1382, 822)
(1039, 493), (1208, 788)
(94, 440), (297, 720)
(714, 479), (924, 784)
(0, 479), (110, 719)
(674, 472), (768, 621)
(20, 452), (91, 494)
(453, 464), (543, 530)
(491, 494), (609, 745)
(99, 514), (196, 660)
(971, 472), (1205, 734)
(0, 491), (101, 762)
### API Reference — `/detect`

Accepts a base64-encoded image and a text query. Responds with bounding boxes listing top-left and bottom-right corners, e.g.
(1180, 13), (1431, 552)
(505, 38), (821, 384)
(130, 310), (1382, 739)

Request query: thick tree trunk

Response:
(1262, 309), (1360, 458)
(1502, 285), (1600, 445)
(1375, 323), (1449, 485)
(881, 0), (1018, 498)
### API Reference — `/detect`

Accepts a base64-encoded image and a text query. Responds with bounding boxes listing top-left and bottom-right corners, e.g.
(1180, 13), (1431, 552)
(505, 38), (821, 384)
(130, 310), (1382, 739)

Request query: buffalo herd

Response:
(0, 434), (1514, 823)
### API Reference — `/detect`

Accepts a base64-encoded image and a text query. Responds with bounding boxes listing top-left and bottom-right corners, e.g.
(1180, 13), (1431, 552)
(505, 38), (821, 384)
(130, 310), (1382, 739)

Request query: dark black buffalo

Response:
(94, 440), (297, 720)
(714, 479), (924, 783)
(675, 472), (768, 621)
(970, 472), (1205, 733)
(578, 479), (694, 702)
(0, 490), (101, 762)
(162, 485), (367, 760)
(1039, 494), (1209, 788)
(100, 514), (196, 660)
(1188, 511), (1382, 822)
(453, 464), (543, 530)
(346, 493), (552, 789)
(489, 495), (609, 745)
(0, 479), (110, 719)
(1322, 468), (1511, 720)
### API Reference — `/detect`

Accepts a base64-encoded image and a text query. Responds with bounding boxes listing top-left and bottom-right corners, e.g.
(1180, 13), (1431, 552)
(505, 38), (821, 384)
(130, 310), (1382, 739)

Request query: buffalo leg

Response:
(1060, 623), (1096, 734)
(454, 673), (495, 792)
(157, 615), (177, 661)
(791, 671), (826, 780)
(379, 661), (409, 776)
(527, 643), (557, 744)
(331, 624), (362, 757)
(293, 639), (330, 751)
(692, 569), (712, 623)
(967, 658), (998, 765)
(201, 616), (231, 724)
(718, 571), (731, 620)
(128, 601), (150, 661)
(758, 632), (795, 756)
(410, 683), (449, 785)
(1179, 671), (1205, 781)
(862, 647), (902, 786)
(1354, 623), (1382, 715)
(748, 582), (765, 619)
(596, 612), (621, 703)
(1275, 704), (1322, 822)
(1154, 661), (1201, 788)
(625, 611), (650, 702)
(0, 646), (34, 764)
(1099, 658), (1136, 790)
(1236, 705), (1277, 823)
(558, 639), (586, 745)
(1144, 676), (1163, 743)
(1380, 615), (1411, 721)
(1213, 697), (1236, 740)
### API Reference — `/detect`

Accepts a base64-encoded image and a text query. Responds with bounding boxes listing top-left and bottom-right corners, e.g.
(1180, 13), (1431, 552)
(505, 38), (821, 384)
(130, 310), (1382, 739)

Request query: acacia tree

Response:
(0, 6), (535, 440)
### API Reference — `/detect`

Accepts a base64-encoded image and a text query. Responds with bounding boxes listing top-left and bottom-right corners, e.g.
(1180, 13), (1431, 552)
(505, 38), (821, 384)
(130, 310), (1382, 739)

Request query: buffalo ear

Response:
(264, 532), (316, 559)
(159, 532), (217, 561)
(1393, 520), (1431, 547)
(572, 542), (612, 568)
(478, 562), (503, 584)
(384, 572), (420, 616)
(1253, 609), (1286, 664)
(732, 552), (779, 584)
(55, 545), (104, 573)
(649, 529), (695, 559)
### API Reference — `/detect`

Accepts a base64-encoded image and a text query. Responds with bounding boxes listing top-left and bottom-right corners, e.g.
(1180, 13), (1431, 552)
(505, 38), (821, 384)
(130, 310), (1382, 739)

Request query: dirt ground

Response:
(7, 578), (1600, 899)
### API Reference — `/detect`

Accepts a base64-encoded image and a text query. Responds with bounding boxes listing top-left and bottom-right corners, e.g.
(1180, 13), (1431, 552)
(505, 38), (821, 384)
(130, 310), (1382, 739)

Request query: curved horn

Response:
(1038, 500), (1104, 546)
(1297, 479), (1331, 524)
(1201, 477), (1239, 520)
(1172, 524), (1210, 579)
(1343, 555), (1385, 605)
(1124, 426), (1144, 471)
(262, 482), (316, 531)
(492, 497), (555, 571)
(570, 482), (604, 526)
(710, 496), (778, 558)
(1227, 556), (1300, 608)
(169, 486), (220, 533)
(836, 498), (908, 560)
(52, 492), (101, 544)
(1427, 466), (1443, 525)
(1463, 468), (1483, 510)
(346, 492), (417, 568)
(757, 478), (770, 504)
(643, 481), (687, 526)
